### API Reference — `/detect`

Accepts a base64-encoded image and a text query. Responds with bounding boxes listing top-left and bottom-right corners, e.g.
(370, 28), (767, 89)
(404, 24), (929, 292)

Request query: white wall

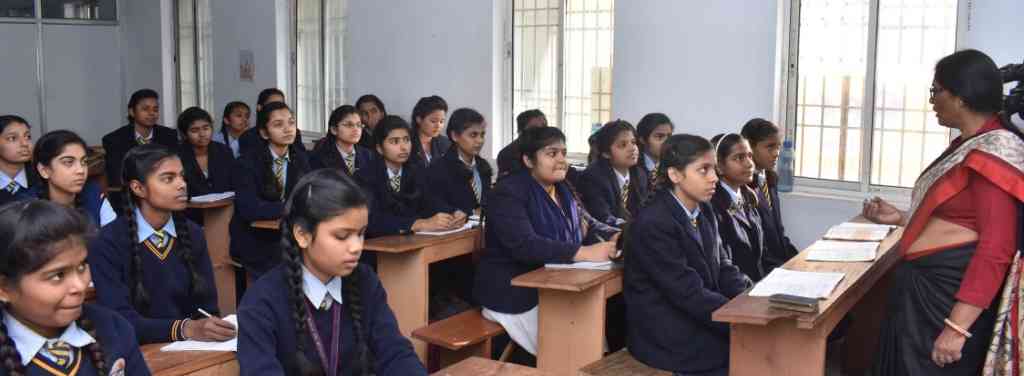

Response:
(210, 0), (284, 122)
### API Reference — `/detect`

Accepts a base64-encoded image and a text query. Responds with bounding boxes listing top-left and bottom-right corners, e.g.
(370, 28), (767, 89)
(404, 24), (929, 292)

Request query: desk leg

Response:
(203, 205), (236, 315)
(729, 322), (827, 376)
(536, 285), (606, 375)
(377, 250), (429, 363)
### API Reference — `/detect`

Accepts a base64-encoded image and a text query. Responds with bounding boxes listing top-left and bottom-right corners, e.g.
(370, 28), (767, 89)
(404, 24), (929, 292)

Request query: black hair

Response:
(934, 49), (1003, 114)
(279, 169), (370, 375)
(710, 133), (759, 207)
(589, 119), (636, 163)
(220, 101), (251, 139)
(120, 144), (207, 314)
(176, 107), (214, 146)
(256, 88), (286, 108)
(373, 115), (413, 148)
(446, 107), (486, 141)
(740, 118), (780, 147)
(0, 200), (107, 376)
(355, 94), (387, 116)
(515, 109), (547, 134)
(327, 105), (361, 135)
(33, 130), (88, 210)
(0, 115), (30, 135)
(518, 126), (567, 166)
(256, 102), (302, 200)
(409, 95), (448, 163)
(127, 89), (160, 124)
(636, 113), (673, 154)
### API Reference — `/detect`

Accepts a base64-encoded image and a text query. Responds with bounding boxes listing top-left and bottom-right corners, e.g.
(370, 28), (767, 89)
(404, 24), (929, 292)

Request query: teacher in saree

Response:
(864, 49), (1024, 375)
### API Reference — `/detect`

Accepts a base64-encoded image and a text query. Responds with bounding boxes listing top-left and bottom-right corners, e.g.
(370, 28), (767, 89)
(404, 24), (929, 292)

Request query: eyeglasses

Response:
(929, 86), (946, 100)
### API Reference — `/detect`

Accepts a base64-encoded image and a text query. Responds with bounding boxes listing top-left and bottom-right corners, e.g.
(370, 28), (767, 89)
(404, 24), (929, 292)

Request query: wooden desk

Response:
(250, 219), (280, 230)
(188, 198), (236, 315)
(712, 220), (903, 376)
(431, 357), (553, 376)
(511, 267), (623, 376)
(367, 228), (484, 363)
(141, 343), (238, 376)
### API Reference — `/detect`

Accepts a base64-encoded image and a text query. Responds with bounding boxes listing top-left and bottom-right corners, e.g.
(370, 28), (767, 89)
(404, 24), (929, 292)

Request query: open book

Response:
(805, 240), (879, 262)
(822, 222), (895, 242)
(160, 315), (238, 352)
(189, 191), (235, 203)
(748, 269), (845, 299)
(416, 219), (480, 236)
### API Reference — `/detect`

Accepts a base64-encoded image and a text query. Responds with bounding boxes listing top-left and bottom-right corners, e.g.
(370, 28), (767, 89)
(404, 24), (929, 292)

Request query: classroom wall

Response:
(210, 0), (286, 123)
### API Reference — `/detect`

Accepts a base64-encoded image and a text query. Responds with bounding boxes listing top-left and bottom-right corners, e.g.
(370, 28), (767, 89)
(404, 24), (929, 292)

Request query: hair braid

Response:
(342, 272), (369, 375)
(122, 199), (150, 312)
(0, 312), (25, 376)
(280, 216), (322, 376)
(172, 213), (208, 306)
(77, 317), (108, 374)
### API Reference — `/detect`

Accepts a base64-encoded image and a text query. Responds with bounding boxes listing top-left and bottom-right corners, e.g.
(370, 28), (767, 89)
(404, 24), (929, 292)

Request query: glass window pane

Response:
(324, 0), (346, 117)
(177, 0), (198, 111)
(43, 0), (117, 21)
(562, 0), (614, 154)
(296, 0), (324, 133)
(512, 0), (562, 131)
(0, 0), (35, 18)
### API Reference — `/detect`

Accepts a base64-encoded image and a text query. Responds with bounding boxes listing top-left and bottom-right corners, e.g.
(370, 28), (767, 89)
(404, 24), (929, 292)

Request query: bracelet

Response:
(944, 318), (972, 338)
(180, 318), (193, 341)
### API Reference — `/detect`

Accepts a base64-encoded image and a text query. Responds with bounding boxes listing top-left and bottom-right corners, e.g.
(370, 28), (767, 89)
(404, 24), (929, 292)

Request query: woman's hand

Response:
(574, 233), (620, 262)
(862, 197), (904, 225)
(931, 326), (967, 367)
(412, 212), (456, 232)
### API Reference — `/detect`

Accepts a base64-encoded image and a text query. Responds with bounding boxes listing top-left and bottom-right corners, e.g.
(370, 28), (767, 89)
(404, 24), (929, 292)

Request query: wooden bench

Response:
(431, 357), (552, 376)
(578, 349), (671, 376)
(412, 309), (506, 369)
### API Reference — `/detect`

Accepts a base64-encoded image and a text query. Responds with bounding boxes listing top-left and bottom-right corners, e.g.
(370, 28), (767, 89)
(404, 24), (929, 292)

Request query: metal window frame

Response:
(290, 0), (330, 140)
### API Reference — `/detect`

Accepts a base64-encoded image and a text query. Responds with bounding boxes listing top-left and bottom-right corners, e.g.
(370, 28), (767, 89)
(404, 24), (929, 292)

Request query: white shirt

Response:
(134, 129), (153, 143)
(614, 168), (630, 193)
(0, 168), (28, 191)
(134, 207), (177, 243)
(302, 265), (343, 308)
(644, 153), (657, 173)
(720, 181), (743, 205)
(3, 312), (95, 366)
(387, 166), (403, 181)
(670, 191), (701, 222)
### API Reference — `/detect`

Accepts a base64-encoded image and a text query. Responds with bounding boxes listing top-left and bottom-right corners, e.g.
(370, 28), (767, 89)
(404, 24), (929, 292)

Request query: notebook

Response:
(189, 191), (236, 203)
(416, 219), (480, 236)
(748, 269), (846, 299)
(805, 240), (880, 262)
(822, 222), (895, 242)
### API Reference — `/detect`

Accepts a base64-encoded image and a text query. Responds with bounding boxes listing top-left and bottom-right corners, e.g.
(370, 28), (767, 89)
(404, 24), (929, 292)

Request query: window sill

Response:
(784, 184), (912, 210)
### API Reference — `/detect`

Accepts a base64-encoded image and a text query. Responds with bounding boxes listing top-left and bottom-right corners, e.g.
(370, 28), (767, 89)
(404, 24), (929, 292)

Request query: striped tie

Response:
(319, 296), (333, 311)
(4, 181), (17, 194)
(145, 230), (175, 260)
(46, 340), (73, 367)
(760, 179), (773, 209)
(390, 173), (402, 193)
(136, 136), (149, 145)
(274, 156), (289, 193)
(343, 152), (356, 175)
(621, 179), (631, 209)
(471, 176), (481, 203)
(650, 163), (658, 182)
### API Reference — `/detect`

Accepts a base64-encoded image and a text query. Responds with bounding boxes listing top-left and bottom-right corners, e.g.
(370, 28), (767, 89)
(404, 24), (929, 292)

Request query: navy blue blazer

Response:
(87, 215), (220, 345)
(0, 304), (151, 376)
(237, 264), (426, 375)
(229, 146), (311, 276)
(408, 135), (451, 168)
(356, 158), (433, 238)
(0, 167), (43, 207)
(425, 149), (492, 215)
(624, 190), (751, 373)
(711, 184), (769, 282)
(309, 141), (375, 177)
(496, 138), (524, 180)
(750, 170), (797, 269)
(577, 158), (649, 225)
(238, 127), (305, 158)
(102, 124), (180, 188)
(28, 181), (105, 226)
(474, 172), (582, 313)
(178, 142), (235, 198)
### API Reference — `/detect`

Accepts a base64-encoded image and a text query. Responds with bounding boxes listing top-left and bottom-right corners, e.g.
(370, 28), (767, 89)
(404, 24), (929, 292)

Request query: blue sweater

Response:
(88, 216), (219, 344)
(237, 264), (426, 375)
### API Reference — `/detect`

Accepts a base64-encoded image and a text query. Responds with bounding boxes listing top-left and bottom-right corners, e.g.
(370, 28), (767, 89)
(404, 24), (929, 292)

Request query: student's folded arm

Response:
(715, 240), (754, 298)
(489, 186), (579, 264)
(237, 303), (286, 375)
(231, 160), (284, 221)
(366, 273), (428, 375)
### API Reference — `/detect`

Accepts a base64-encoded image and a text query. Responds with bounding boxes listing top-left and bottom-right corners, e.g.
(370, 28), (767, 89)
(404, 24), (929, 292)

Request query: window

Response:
(176, 0), (213, 112)
(0, 1), (35, 18)
(42, 0), (117, 21)
(511, 0), (615, 155)
(294, 0), (346, 135)
(785, 0), (959, 190)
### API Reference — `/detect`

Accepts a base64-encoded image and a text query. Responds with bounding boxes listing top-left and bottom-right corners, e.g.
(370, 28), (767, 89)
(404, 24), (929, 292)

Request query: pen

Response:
(197, 308), (214, 319)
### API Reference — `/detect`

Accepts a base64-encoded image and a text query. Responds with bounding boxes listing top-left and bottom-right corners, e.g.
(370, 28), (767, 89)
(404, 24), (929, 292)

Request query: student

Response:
(310, 105), (374, 176)
(239, 88), (306, 157)
(355, 94), (387, 149)
(0, 200), (151, 376)
(102, 89), (179, 189)
(88, 144), (233, 345)
(176, 107), (234, 198)
(408, 95), (451, 167)
(358, 115), (461, 238)
(237, 169), (426, 375)
(496, 109), (547, 179)
(426, 108), (493, 218)
(578, 120), (648, 226)
(230, 101), (312, 277)
(636, 113), (674, 181)
(709, 133), (769, 281)
(33, 130), (105, 225)
(624, 134), (751, 375)
(474, 126), (619, 356)
(740, 118), (798, 267)
(212, 101), (251, 158)
(0, 115), (39, 206)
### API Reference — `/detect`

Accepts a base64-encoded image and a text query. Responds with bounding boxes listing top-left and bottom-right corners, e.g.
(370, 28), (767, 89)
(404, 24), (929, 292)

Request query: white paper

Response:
(545, 261), (616, 271)
(822, 222), (894, 242)
(160, 315), (238, 352)
(190, 191), (235, 203)
(748, 269), (846, 299)
(416, 220), (479, 236)
(805, 240), (879, 262)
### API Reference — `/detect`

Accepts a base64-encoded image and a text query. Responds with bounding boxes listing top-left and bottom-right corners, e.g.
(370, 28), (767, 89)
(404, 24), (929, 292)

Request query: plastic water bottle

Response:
(777, 140), (794, 192)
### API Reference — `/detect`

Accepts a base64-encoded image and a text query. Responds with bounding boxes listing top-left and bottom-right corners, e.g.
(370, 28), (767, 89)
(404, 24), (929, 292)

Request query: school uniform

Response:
(29, 181), (105, 227)
(638, 153), (658, 182)
(496, 138), (524, 180)
(711, 182), (769, 281)
(309, 141), (375, 177)
(750, 170), (797, 269)
(101, 124), (179, 188)
(425, 149), (492, 215)
(212, 127), (244, 159)
(178, 142), (235, 198)
(0, 304), (151, 376)
(625, 190), (751, 374)
(87, 210), (219, 345)
(357, 158), (433, 238)
(577, 158), (649, 225)
(229, 146), (311, 277)
(238, 127), (306, 158)
(237, 263), (426, 375)
(0, 167), (42, 206)
(408, 135), (451, 167)
(357, 126), (375, 150)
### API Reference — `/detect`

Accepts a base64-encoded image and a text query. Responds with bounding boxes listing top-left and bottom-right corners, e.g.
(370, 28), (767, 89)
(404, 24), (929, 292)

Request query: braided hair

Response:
(0, 200), (106, 375)
(280, 169), (370, 375)
(33, 130), (88, 212)
(120, 144), (208, 313)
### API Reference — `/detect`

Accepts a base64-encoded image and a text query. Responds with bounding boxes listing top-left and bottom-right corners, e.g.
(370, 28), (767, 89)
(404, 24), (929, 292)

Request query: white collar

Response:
(134, 128), (153, 142)
(302, 265), (343, 308)
(720, 181), (743, 205)
(387, 166), (403, 180)
(3, 312), (95, 366)
(134, 207), (177, 243)
(614, 168), (630, 189)
(336, 143), (355, 158)
(670, 191), (701, 220)
(458, 152), (476, 168)
(644, 153), (657, 172)
(0, 168), (27, 189)
(269, 146), (289, 161)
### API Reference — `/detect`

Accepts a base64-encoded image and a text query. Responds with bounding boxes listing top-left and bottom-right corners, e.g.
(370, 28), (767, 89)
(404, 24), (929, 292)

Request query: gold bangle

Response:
(944, 318), (973, 338)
